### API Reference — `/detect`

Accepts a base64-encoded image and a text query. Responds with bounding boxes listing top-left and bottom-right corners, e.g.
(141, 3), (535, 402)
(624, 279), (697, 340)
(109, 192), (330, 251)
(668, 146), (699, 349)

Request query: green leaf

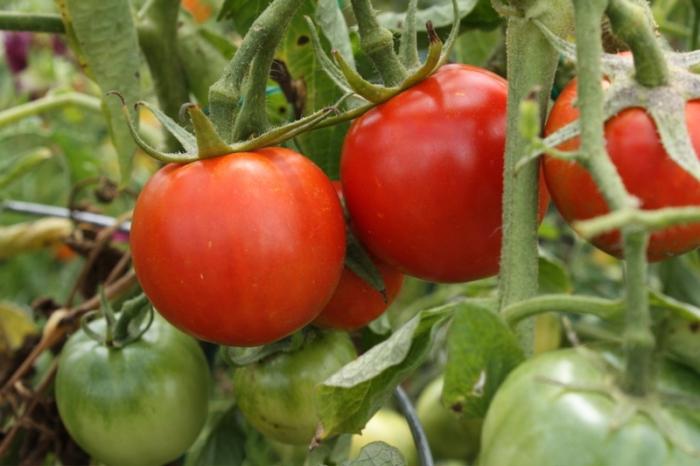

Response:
(280, 1), (350, 178)
(0, 150), (52, 191)
(345, 231), (386, 296)
(56, 0), (141, 184)
(658, 254), (700, 308)
(538, 250), (572, 294)
(305, 434), (352, 466)
(341, 442), (406, 466)
(452, 27), (501, 67)
(317, 302), (456, 436)
(0, 302), (38, 354)
(316, 0), (355, 67)
(443, 302), (525, 419)
(218, 0), (269, 33)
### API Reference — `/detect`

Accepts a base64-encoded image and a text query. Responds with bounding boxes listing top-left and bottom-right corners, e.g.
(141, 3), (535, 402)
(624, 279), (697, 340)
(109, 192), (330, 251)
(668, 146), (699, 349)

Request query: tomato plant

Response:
(233, 330), (357, 445)
(130, 147), (346, 346)
(544, 79), (700, 260)
(55, 313), (209, 466)
(479, 348), (700, 466)
(341, 64), (549, 283)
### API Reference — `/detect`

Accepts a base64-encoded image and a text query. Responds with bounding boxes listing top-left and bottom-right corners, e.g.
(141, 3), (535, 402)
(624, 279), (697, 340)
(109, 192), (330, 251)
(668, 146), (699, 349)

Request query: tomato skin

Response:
(416, 377), (481, 461)
(233, 331), (356, 445)
(313, 258), (403, 330)
(544, 79), (700, 260)
(55, 314), (209, 466)
(341, 64), (548, 283)
(479, 348), (700, 466)
(130, 147), (346, 346)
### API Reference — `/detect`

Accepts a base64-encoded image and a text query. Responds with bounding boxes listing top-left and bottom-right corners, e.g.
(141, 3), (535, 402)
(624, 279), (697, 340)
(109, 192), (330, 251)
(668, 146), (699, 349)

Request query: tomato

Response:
(416, 377), (481, 461)
(233, 330), (356, 445)
(313, 258), (403, 330)
(55, 313), (209, 466)
(349, 408), (417, 466)
(544, 79), (700, 260)
(130, 147), (346, 346)
(341, 64), (548, 283)
(182, 0), (212, 22)
(479, 348), (700, 466)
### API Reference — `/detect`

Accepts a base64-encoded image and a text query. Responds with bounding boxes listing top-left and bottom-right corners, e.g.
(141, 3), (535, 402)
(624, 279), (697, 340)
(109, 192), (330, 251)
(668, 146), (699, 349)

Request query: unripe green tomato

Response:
(233, 330), (357, 445)
(416, 377), (481, 461)
(350, 408), (418, 466)
(55, 314), (210, 466)
(480, 348), (700, 466)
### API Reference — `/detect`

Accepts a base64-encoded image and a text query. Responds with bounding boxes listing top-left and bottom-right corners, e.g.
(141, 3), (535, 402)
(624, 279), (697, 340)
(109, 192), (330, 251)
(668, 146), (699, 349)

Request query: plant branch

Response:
(0, 11), (65, 33)
(350, 0), (407, 86)
(0, 93), (101, 129)
(574, 206), (700, 238)
(502, 294), (623, 327)
(606, 0), (669, 87)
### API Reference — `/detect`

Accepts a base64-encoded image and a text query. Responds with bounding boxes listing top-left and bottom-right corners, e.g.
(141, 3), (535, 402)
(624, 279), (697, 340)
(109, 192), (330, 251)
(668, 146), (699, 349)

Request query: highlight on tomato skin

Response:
(544, 78), (700, 261)
(340, 64), (549, 284)
(130, 147), (346, 347)
(313, 258), (404, 331)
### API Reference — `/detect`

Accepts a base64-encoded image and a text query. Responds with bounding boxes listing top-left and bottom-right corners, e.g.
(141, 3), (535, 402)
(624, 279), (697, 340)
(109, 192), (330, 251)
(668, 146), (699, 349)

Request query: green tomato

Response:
(233, 330), (357, 445)
(480, 348), (700, 466)
(55, 313), (210, 466)
(350, 408), (418, 466)
(416, 377), (481, 461)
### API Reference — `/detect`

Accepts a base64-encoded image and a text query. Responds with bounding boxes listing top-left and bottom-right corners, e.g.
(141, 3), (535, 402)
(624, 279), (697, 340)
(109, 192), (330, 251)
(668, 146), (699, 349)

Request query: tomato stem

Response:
(502, 294), (623, 327)
(0, 11), (65, 33)
(0, 93), (101, 128)
(398, 0), (420, 69)
(497, 0), (573, 349)
(606, 0), (670, 88)
(350, 0), (408, 87)
(572, 0), (656, 397)
(209, 0), (304, 142)
(573, 206), (700, 239)
(137, 0), (190, 152)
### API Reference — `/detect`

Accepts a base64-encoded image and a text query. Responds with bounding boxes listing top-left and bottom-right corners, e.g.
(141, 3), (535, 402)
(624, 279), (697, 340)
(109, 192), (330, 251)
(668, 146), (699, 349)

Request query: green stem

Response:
(498, 1), (572, 340)
(232, 44), (277, 140)
(398, 0), (419, 69)
(606, 0), (669, 87)
(574, 0), (655, 397)
(113, 294), (150, 343)
(137, 0), (190, 152)
(692, 7), (700, 50)
(350, 0), (407, 86)
(209, 0), (304, 142)
(574, 206), (700, 238)
(502, 294), (623, 327)
(0, 11), (65, 33)
(620, 231), (654, 396)
(0, 93), (101, 129)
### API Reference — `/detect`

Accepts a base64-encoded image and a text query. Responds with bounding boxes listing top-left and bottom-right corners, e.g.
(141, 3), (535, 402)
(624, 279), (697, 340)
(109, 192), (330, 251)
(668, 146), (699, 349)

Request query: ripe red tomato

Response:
(313, 257), (403, 330)
(341, 64), (548, 283)
(130, 147), (346, 346)
(544, 79), (700, 260)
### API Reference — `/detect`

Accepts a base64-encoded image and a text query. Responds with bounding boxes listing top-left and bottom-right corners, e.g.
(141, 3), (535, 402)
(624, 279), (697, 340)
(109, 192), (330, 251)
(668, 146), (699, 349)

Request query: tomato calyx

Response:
(224, 327), (321, 367)
(80, 292), (154, 349)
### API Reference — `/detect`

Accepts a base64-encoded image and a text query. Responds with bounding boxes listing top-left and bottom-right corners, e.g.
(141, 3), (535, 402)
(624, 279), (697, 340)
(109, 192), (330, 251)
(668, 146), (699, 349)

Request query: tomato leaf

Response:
(443, 302), (525, 419)
(377, 0), (500, 32)
(56, 0), (141, 184)
(452, 28), (501, 67)
(345, 230), (387, 297)
(0, 302), (37, 355)
(184, 402), (246, 466)
(316, 302), (456, 436)
(341, 441), (406, 466)
(538, 250), (572, 294)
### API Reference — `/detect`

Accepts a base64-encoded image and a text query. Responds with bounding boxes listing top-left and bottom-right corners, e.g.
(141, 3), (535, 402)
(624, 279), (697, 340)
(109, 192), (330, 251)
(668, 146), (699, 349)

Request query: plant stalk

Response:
(0, 92), (101, 129)
(209, 0), (304, 142)
(137, 0), (190, 152)
(350, 0), (407, 86)
(0, 11), (65, 33)
(498, 0), (572, 351)
(574, 0), (655, 397)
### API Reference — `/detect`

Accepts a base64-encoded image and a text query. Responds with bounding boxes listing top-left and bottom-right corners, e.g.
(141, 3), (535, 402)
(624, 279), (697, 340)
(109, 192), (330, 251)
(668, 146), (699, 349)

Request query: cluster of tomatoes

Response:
(55, 61), (700, 466)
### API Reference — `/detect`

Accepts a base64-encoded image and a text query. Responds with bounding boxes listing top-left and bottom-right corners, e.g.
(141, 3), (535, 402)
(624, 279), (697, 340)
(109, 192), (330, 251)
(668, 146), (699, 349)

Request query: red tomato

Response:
(544, 79), (700, 260)
(313, 258), (403, 330)
(341, 64), (548, 283)
(130, 147), (346, 346)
